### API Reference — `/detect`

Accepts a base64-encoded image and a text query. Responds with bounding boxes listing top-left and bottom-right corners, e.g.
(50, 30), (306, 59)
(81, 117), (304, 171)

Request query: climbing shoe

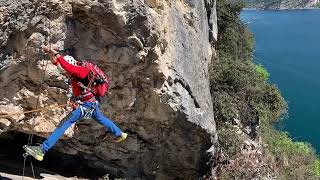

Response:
(114, 132), (128, 143)
(23, 145), (45, 161)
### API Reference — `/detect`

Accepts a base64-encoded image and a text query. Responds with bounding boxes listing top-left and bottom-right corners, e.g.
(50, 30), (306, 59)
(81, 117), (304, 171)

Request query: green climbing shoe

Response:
(114, 132), (128, 143)
(23, 145), (44, 161)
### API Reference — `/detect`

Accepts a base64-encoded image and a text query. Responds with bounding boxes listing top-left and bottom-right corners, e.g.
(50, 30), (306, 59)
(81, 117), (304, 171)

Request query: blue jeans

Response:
(42, 102), (122, 153)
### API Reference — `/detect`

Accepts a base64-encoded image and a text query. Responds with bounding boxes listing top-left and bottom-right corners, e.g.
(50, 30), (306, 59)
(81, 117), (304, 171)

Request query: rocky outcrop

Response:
(305, 0), (320, 7)
(245, 0), (320, 9)
(0, 0), (217, 179)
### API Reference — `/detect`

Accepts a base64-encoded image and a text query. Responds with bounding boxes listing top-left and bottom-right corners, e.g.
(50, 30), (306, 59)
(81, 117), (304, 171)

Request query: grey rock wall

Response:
(0, 0), (217, 179)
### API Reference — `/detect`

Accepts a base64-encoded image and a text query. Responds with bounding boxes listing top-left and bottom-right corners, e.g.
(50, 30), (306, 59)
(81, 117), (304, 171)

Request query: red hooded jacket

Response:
(54, 56), (95, 102)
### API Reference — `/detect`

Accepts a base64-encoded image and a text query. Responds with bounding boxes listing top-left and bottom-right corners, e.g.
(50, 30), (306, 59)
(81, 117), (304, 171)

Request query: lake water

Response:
(241, 10), (320, 152)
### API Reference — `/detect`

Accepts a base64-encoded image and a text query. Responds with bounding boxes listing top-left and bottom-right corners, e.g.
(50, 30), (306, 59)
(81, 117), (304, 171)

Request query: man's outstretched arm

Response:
(43, 46), (89, 79)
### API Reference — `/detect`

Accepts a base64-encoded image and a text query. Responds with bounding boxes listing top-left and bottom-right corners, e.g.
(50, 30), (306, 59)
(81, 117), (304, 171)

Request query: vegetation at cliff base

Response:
(210, 0), (320, 179)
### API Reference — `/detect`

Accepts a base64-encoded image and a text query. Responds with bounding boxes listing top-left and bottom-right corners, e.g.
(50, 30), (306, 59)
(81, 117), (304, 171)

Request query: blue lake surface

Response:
(241, 10), (320, 152)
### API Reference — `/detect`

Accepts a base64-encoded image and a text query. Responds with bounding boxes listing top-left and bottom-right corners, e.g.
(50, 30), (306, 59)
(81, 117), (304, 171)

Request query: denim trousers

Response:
(42, 102), (122, 153)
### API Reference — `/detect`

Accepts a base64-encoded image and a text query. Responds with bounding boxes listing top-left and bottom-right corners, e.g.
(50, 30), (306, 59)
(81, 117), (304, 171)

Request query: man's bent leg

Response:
(42, 108), (82, 153)
(92, 105), (122, 137)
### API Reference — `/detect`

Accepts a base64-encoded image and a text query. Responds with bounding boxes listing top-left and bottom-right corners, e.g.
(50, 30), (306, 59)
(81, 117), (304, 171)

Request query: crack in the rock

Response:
(174, 78), (200, 108)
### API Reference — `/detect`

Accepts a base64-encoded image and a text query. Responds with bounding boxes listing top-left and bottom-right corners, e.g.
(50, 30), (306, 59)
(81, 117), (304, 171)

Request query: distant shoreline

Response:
(243, 7), (320, 11)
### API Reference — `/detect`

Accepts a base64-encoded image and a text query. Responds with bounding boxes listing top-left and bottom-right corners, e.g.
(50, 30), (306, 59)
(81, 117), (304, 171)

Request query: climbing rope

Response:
(22, 154), (26, 179)
(30, 158), (35, 180)
(27, 56), (49, 145)
(0, 104), (68, 118)
(22, 3), (53, 179)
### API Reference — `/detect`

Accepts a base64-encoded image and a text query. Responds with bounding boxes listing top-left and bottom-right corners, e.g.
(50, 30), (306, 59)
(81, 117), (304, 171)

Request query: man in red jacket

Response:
(24, 47), (127, 161)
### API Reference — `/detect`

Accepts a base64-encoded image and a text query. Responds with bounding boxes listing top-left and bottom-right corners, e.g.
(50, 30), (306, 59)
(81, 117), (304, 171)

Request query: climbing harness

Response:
(80, 103), (96, 120)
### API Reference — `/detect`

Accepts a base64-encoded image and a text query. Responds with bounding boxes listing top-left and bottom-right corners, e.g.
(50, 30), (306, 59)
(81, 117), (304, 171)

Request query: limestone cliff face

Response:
(0, 0), (217, 179)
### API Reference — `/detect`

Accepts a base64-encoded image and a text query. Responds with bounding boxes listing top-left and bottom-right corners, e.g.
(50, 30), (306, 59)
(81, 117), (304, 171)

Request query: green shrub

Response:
(218, 124), (242, 159)
(214, 92), (238, 122)
(255, 63), (269, 81)
(217, 0), (254, 62)
(313, 160), (320, 177)
(261, 127), (319, 179)
(263, 130), (313, 155)
(212, 0), (320, 179)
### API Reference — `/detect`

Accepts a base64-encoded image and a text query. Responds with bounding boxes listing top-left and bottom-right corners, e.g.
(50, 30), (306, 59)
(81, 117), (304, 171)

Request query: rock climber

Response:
(24, 46), (127, 161)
